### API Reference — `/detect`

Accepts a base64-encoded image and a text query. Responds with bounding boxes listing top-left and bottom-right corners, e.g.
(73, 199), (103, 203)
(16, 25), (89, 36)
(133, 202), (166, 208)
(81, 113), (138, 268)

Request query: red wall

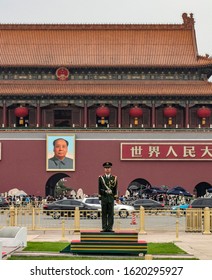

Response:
(0, 138), (211, 196)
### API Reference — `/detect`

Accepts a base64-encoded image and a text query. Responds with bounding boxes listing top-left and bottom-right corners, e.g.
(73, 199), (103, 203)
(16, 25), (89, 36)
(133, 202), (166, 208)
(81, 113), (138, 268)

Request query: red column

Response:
(185, 102), (189, 128)
(2, 100), (7, 127)
(118, 100), (122, 128)
(84, 100), (87, 128)
(151, 101), (156, 128)
(36, 101), (41, 127)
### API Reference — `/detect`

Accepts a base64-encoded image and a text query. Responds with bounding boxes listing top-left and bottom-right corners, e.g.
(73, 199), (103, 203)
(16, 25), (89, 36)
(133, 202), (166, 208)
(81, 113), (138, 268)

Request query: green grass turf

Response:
(22, 241), (186, 255)
(7, 241), (198, 260)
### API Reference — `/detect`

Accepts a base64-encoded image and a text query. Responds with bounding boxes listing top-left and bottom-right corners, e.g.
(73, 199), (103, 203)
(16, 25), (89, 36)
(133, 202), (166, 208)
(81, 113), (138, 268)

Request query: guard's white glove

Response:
(106, 189), (112, 194)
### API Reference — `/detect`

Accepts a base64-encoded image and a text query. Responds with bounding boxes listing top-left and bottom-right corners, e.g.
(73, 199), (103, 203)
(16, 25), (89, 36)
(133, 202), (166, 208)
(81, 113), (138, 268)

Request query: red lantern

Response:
(96, 105), (110, 125)
(129, 106), (143, 125)
(14, 106), (29, 125)
(197, 106), (211, 125)
(163, 106), (177, 125)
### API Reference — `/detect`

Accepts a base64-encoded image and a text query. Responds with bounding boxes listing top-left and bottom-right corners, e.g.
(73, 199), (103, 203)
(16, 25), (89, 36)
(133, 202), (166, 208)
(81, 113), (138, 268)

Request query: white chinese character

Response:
(201, 146), (212, 158)
(166, 146), (178, 158)
(131, 146), (143, 157)
(183, 146), (196, 158)
(149, 146), (160, 157)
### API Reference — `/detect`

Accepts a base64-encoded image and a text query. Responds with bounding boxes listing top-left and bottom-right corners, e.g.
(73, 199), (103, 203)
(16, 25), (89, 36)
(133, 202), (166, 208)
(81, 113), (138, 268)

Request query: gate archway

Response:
(127, 178), (151, 197)
(45, 173), (70, 197)
(194, 181), (211, 197)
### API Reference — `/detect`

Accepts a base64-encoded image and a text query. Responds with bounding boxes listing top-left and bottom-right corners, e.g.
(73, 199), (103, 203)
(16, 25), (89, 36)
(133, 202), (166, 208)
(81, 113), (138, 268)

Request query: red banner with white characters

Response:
(120, 142), (212, 161)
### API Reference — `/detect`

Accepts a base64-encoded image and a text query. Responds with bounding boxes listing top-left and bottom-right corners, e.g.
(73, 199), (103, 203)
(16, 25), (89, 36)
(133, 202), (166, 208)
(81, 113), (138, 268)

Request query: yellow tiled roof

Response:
(0, 20), (211, 67)
(0, 80), (211, 96)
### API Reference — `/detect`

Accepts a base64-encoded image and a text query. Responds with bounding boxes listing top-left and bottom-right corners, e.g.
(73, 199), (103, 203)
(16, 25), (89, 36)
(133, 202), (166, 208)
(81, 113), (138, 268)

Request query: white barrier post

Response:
(0, 241), (2, 260)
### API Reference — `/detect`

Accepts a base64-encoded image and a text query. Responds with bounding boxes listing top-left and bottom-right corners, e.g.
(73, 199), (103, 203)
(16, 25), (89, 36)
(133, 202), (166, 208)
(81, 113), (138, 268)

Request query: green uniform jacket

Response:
(98, 174), (118, 202)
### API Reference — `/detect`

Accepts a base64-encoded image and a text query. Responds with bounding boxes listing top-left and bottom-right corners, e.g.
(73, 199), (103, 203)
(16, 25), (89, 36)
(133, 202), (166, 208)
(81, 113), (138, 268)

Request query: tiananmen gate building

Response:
(0, 13), (212, 198)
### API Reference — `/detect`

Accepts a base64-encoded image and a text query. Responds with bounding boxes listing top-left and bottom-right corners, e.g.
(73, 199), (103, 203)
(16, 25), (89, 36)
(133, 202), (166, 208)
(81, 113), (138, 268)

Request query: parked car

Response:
(131, 198), (165, 210)
(81, 197), (101, 210)
(0, 197), (9, 209)
(43, 199), (99, 218)
(190, 197), (212, 208)
(82, 197), (135, 218)
(171, 203), (190, 214)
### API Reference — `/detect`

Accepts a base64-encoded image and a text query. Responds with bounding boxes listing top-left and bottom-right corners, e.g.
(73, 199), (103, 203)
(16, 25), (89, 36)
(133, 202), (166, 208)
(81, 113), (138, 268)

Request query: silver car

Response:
(82, 197), (135, 218)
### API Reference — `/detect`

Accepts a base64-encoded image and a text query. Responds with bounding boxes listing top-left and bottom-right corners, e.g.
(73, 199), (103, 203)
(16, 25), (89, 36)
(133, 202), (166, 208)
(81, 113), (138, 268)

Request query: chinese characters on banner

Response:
(120, 142), (212, 161)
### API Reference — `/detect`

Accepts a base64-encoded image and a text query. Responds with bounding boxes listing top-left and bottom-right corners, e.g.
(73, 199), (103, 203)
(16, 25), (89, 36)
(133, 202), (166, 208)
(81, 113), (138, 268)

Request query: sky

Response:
(0, 0), (211, 56)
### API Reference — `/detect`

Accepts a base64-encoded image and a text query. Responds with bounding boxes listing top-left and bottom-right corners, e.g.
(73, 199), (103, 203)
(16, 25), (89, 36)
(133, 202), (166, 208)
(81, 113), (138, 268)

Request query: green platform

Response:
(61, 231), (147, 256)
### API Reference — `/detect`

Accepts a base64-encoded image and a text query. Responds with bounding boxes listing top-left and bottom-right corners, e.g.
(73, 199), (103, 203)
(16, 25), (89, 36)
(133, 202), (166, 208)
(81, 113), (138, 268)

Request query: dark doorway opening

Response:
(194, 182), (211, 197)
(127, 178), (151, 197)
(45, 173), (70, 197)
(54, 109), (72, 127)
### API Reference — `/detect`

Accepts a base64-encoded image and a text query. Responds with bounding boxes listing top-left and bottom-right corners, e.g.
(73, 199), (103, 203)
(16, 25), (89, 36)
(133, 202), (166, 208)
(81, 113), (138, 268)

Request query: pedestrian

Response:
(98, 162), (118, 232)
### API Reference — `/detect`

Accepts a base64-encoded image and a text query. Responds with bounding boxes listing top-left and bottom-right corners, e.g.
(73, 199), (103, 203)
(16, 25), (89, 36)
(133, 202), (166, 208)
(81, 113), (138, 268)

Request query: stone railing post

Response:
(74, 207), (80, 233)
(203, 207), (211, 235)
(9, 206), (15, 226)
(32, 207), (35, 230)
(138, 206), (146, 234)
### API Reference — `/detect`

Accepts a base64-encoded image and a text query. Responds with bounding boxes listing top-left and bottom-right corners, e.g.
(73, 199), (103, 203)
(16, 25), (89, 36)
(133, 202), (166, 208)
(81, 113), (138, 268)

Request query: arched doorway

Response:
(45, 173), (70, 197)
(194, 182), (211, 197)
(127, 178), (151, 197)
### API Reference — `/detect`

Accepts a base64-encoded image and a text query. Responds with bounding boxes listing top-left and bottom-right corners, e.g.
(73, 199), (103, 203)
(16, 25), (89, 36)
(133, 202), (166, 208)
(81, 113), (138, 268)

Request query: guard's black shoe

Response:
(107, 230), (114, 232)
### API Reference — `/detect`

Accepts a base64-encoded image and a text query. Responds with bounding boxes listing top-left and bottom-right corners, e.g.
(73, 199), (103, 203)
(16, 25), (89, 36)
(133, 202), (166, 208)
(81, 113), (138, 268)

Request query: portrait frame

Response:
(46, 134), (75, 171)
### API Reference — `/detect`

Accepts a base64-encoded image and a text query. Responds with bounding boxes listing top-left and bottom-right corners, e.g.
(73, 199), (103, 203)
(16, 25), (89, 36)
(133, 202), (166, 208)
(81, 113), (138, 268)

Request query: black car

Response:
(43, 199), (99, 218)
(131, 198), (165, 210)
(0, 197), (9, 208)
(190, 197), (212, 208)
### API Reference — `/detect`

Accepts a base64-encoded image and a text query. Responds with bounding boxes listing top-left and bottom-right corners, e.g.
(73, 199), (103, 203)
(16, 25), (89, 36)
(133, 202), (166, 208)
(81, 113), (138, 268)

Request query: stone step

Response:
(60, 231), (147, 256)
(69, 240), (147, 255)
(80, 230), (138, 242)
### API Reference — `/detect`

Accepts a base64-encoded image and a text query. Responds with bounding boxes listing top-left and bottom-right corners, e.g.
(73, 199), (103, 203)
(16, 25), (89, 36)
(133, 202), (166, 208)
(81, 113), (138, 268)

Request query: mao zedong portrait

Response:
(48, 138), (73, 170)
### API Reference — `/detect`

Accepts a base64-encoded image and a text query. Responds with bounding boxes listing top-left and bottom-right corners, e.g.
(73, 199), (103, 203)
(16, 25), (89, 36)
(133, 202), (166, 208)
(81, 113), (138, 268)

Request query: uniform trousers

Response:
(101, 199), (114, 231)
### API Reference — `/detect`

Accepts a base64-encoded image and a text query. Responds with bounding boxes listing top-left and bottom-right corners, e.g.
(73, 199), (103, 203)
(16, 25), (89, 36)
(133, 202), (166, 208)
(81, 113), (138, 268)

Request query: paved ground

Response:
(2, 230), (212, 260)
(143, 231), (212, 260)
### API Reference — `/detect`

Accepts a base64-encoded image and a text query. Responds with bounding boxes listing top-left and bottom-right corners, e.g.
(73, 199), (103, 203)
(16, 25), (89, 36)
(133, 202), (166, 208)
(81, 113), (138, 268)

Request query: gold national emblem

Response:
(56, 67), (70, 81)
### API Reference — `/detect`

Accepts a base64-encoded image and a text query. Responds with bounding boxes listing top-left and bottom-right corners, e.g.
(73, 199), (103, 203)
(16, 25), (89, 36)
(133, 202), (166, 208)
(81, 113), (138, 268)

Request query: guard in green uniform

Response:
(98, 162), (118, 232)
